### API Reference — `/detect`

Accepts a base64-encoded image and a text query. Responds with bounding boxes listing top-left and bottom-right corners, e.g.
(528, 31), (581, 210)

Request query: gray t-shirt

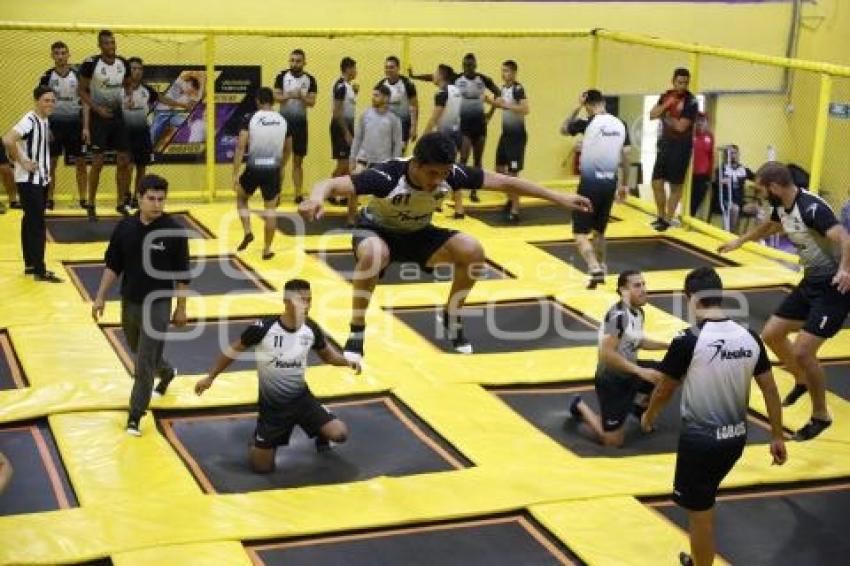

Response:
(38, 67), (81, 121)
(598, 301), (645, 372)
(274, 69), (317, 125)
(770, 189), (841, 277)
(350, 108), (403, 165)
(240, 109), (288, 169)
(568, 113), (630, 182)
(79, 54), (128, 110)
(122, 83), (157, 130)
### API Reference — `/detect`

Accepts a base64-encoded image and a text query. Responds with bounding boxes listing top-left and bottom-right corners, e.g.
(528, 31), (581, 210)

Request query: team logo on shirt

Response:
(707, 339), (753, 362)
(149, 241), (166, 251)
(806, 203), (819, 220)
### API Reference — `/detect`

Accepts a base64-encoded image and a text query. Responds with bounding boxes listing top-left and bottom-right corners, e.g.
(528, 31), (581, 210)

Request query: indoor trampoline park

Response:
(2, 1), (850, 565)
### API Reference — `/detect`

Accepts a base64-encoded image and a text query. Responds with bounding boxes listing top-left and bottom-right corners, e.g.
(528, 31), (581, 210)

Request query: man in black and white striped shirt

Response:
(2, 86), (62, 282)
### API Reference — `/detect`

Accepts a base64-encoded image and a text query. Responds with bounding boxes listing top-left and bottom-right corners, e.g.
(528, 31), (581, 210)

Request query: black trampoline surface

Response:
(103, 318), (335, 376)
(466, 203), (615, 228)
(650, 483), (850, 566)
(247, 514), (580, 565)
(823, 360), (850, 401)
(0, 331), (26, 390)
(311, 251), (511, 285)
(647, 286), (812, 333)
(45, 212), (211, 243)
(160, 396), (469, 493)
(391, 300), (598, 354)
(278, 212), (352, 236)
(494, 384), (772, 457)
(66, 255), (273, 302)
(0, 419), (77, 516)
(534, 237), (736, 273)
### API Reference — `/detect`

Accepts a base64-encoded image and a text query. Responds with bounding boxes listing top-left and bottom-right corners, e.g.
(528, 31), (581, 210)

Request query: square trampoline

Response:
(534, 236), (737, 274)
(647, 482), (850, 566)
(45, 212), (212, 243)
(245, 513), (581, 565)
(389, 299), (599, 354)
(0, 419), (78, 516)
(310, 250), (512, 285)
(0, 331), (26, 390)
(466, 203), (616, 228)
(278, 211), (352, 236)
(102, 317), (338, 376)
(492, 383), (773, 457)
(65, 255), (274, 302)
(158, 395), (470, 493)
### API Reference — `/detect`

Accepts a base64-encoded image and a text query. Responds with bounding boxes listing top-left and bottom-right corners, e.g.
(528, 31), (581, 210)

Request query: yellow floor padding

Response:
(1, 197), (849, 565)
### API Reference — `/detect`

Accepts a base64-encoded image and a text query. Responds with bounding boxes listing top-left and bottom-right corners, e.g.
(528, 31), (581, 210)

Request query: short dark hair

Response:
(502, 60), (518, 72)
(138, 174), (169, 196)
(673, 67), (691, 79)
(51, 41), (68, 51)
(617, 269), (641, 291)
(684, 267), (723, 308)
(186, 77), (201, 90)
(463, 53), (476, 62)
(437, 64), (454, 82)
(33, 85), (54, 100)
(291, 48), (305, 58)
(340, 56), (356, 72)
(127, 56), (143, 66)
(256, 86), (274, 105)
(98, 29), (114, 43)
(284, 278), (311, 294)
(385, 55), (400, 67)
(376, 84), (391, 98)
(756, 161), (794, 187)
(413, 132), (457, 165)
(584, 89), (604, 104)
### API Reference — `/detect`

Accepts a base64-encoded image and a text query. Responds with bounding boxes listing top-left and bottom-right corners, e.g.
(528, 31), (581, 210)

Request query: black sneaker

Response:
(9, 200), (22, 210)
(262, 250), (275, 261)
(34, 271), (63, 283)
(153, 367), (176, 397)
(782, 383), (808, 407)
(678, 551), (694, 566)
(24, 266), (34, 275)
(453, 212), (465, 220)
(587, 270), (605, 290)
(470, 190), (480, 203)
(651, 217), (670, 232)
(79, 199), (88, 209)
(126, 416), (141, 437)
(294, 195), (304, 205)
(315, 436), (332, 453)
(439, 310), (473, 354)
(569, 395), (583, 421)
(45, 199), (55, 210)
(343, 333), (364, 363)
(793, 417), (832, 441)
(236, 232), (254, 252)
(86, 205), (98, 222)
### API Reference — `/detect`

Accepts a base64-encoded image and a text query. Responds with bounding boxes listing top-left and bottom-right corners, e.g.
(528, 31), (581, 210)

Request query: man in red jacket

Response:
(690, 113), (714, 218)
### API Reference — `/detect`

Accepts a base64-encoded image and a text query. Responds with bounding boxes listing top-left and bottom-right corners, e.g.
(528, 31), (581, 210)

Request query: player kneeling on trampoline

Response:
(568, 270), (668, 447)
(195, 279), (360, 474)
(298, 132), (592, 361)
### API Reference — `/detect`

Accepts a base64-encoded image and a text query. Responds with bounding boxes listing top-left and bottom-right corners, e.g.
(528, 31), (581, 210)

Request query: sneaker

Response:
(470, 190), (480, 203)
(315, 436), (332, 453)
(343, 333), (364, 363)
(678, 552), (694, 566)
(507, 212), (520, 224)
(453, 212), (465, 220)
(79, 199), (88, 209)
(126, 417), (142, 437)
(262, 250), (275, 261)
(86, 205), (98, 222)
(439, 310), (473, 354)
(294, 195), (304, 205)
(650, 217), (670, 232)
(116, 203), (132, 216)
(23, 266), (34, 275)
(153, 367), (176, 398)
(34, 271), (63, 283)
(793, 417), (832, 441)
(236, 232), (254, 252)
(45, 199), (55, 211)
(669, 217), (682, 228)
(568, 395), (583, 422)
(782, 383), (808, 407)
(587, 270), (605, 290)
(9, 200), (22, 210)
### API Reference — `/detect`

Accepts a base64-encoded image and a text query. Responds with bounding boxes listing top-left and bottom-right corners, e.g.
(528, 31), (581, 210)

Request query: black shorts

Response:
(400, 117), (412, 143)
(775, 274), (850, 338)
(460, 114), (486, 141)
(330, 119), (354, 160)
(652, 140), (692, 185)
(127, 126), (153, 166)
(594, 365), (656, 431)
(49, 119), (83, 157)
(495, 132), (527, 173)
(674, 429), (745, 511)
(286, 118), (308, 157)
(90, 111), (129, 153)
(254, 390), (334, 449)
(573, 176), (617, 235)
(439, 128), (462, 153)
(240, 167), (282, 202)
(352, 220), (458, 272)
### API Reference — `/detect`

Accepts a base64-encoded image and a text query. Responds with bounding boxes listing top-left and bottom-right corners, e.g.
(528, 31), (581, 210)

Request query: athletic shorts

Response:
(400, 116), (412, 144)
(573, 176), (617, 235)
(49, 118), (83, 157)
(594, 362), (657, 432)
(90, 110), (128, 153)
(460, 114), (486, 141)
(674, 428), (745, 511)
(352, 220), (458, 273)
(330, 119), (354, 160)
(495, 131), (527, 173)
(652, 140), (692, 185)
(775, 274), (850, 338)
(254, 390), (334, 449)
(240, 167), (282, 202)
(439, 127), (462, 153)
(127, 126), (153, 166)
(285, 117), (308, 157)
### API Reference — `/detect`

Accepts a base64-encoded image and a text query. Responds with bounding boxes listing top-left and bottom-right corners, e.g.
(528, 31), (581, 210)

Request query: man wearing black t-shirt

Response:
(649, 68), (699, 231)
(719, 162), (850, 440)
(91, 175), (190, 436)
